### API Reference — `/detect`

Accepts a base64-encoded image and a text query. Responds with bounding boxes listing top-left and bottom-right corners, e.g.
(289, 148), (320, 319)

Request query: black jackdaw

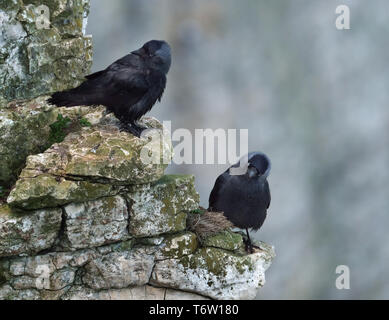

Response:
(208, 152), (271, 253)
(48, 40), (171, 137)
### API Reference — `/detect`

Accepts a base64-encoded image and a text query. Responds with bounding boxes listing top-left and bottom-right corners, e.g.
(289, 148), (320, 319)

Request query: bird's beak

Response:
(247, 166), (259, 178)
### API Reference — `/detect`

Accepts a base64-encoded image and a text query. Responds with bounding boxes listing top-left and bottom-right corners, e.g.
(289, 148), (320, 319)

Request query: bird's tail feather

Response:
(47, 90), (80, 107)
(47, 83), (100, 107)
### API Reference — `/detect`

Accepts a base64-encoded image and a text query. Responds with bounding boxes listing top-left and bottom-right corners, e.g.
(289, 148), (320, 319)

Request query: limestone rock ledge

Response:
(0, 113), (275, 299)
(0, 101), (274, 300)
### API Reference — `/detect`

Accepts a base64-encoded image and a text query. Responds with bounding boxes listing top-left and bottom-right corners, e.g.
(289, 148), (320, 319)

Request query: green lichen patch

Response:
(178, 247), (254, 278)
(7, 174), (119, 210)
(0, 95), (105, 187)
(202, 230), (243, 251)
(48, 113), (72, 144)
(126, 175), (199, 237)
(79, 117), (92, 127)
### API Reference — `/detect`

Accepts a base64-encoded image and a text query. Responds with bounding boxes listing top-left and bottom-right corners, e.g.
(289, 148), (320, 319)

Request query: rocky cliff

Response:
(0, 0), (274, 300)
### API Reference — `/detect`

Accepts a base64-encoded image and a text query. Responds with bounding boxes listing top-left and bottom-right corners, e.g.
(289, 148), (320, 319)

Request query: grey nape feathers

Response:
(187, 207), (233, 242)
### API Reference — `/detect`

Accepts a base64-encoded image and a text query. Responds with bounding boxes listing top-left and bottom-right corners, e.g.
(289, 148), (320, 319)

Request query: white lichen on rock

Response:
(0, 0), (92, 103)
(150, 245), (275, 300)
(0, 204), (62, 257)
(60, 195), (130, 250)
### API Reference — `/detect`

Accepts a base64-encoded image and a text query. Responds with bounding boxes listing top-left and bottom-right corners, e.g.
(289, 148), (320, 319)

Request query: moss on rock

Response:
(7, 117), (172, 209)
(7, 174), (119, 209)
(151, 245), (275, 300)
(0, 96), (106, 187)
(202, 230), (243, 251)
(126, 175), (200, 237)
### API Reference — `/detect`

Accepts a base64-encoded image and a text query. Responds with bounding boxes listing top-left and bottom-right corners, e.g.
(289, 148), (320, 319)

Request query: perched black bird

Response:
(208, 152), (271, 253)
(48, 40), (171, 137)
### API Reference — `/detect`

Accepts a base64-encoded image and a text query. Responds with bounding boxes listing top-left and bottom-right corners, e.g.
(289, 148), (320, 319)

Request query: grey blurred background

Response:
(87, 0), (389, 299)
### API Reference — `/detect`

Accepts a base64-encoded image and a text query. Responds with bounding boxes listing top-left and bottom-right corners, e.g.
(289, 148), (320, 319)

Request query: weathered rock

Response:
(0, 233), (275, 300)
(59, 118), (172, 184)
(60, 195), (130, 250)
(155, 232), (198, 260)
(0, 204), (62, 257)
(0, 99), (55, 186)
(0, 96), (106, 187)
(0, 284), (40, 300)
(126, 175), (200, 237)
(202, 230), (244, 251)
(2, 248), (96, 292)
(150, 243), (275, 300)
(7, 117), (173, 209)
(0, 0), (92, 103)
(7, 174), (121, 210)
(82, 246), (156, 290)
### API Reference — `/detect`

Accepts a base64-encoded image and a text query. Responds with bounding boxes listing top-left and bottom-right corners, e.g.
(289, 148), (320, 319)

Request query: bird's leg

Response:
(244, 228), (254, 254)
(244, 229), (262, 254)
(132, 121), (148, 137)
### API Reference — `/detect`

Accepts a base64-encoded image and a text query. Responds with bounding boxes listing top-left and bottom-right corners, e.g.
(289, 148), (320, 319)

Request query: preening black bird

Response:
(208, 152), (271, 253)
(48, 40), (171, 137)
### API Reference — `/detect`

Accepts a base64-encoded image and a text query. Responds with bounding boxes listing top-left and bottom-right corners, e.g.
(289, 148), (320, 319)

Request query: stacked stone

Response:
(0, 114), (274, 300)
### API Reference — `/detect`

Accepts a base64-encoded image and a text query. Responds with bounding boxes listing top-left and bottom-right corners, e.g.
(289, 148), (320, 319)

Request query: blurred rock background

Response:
(87, 0), (389, 299)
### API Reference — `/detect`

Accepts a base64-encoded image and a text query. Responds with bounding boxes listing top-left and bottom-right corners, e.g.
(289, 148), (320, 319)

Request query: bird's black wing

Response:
(124, 72), (166, 120)
(48, 54), (148, 107)
(264, 180), (271, 209)
(208, 172), (229, 211)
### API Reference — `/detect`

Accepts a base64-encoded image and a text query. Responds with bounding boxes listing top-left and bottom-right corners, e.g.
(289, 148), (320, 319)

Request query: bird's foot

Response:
(133, 122), (148, 136)
(243, 238), (261, 254)
(119, 123), (141, 138)
(103, 109), (113, 117)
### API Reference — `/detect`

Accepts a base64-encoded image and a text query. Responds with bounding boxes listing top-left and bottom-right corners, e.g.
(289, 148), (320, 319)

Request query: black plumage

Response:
(48, 40), (171, 137)
(208, 152), (271, 253)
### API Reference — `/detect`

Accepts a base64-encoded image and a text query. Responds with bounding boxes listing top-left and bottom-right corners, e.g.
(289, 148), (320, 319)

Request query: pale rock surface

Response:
(150, 243), (275, 300)
(0, 204), (62, 257)
(0, 0), (92, 103)
(82, 246), (156, 290)
(60, 195), (130, 250)
(7, 117), (173, 209)
(126, 175), (199, 237)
